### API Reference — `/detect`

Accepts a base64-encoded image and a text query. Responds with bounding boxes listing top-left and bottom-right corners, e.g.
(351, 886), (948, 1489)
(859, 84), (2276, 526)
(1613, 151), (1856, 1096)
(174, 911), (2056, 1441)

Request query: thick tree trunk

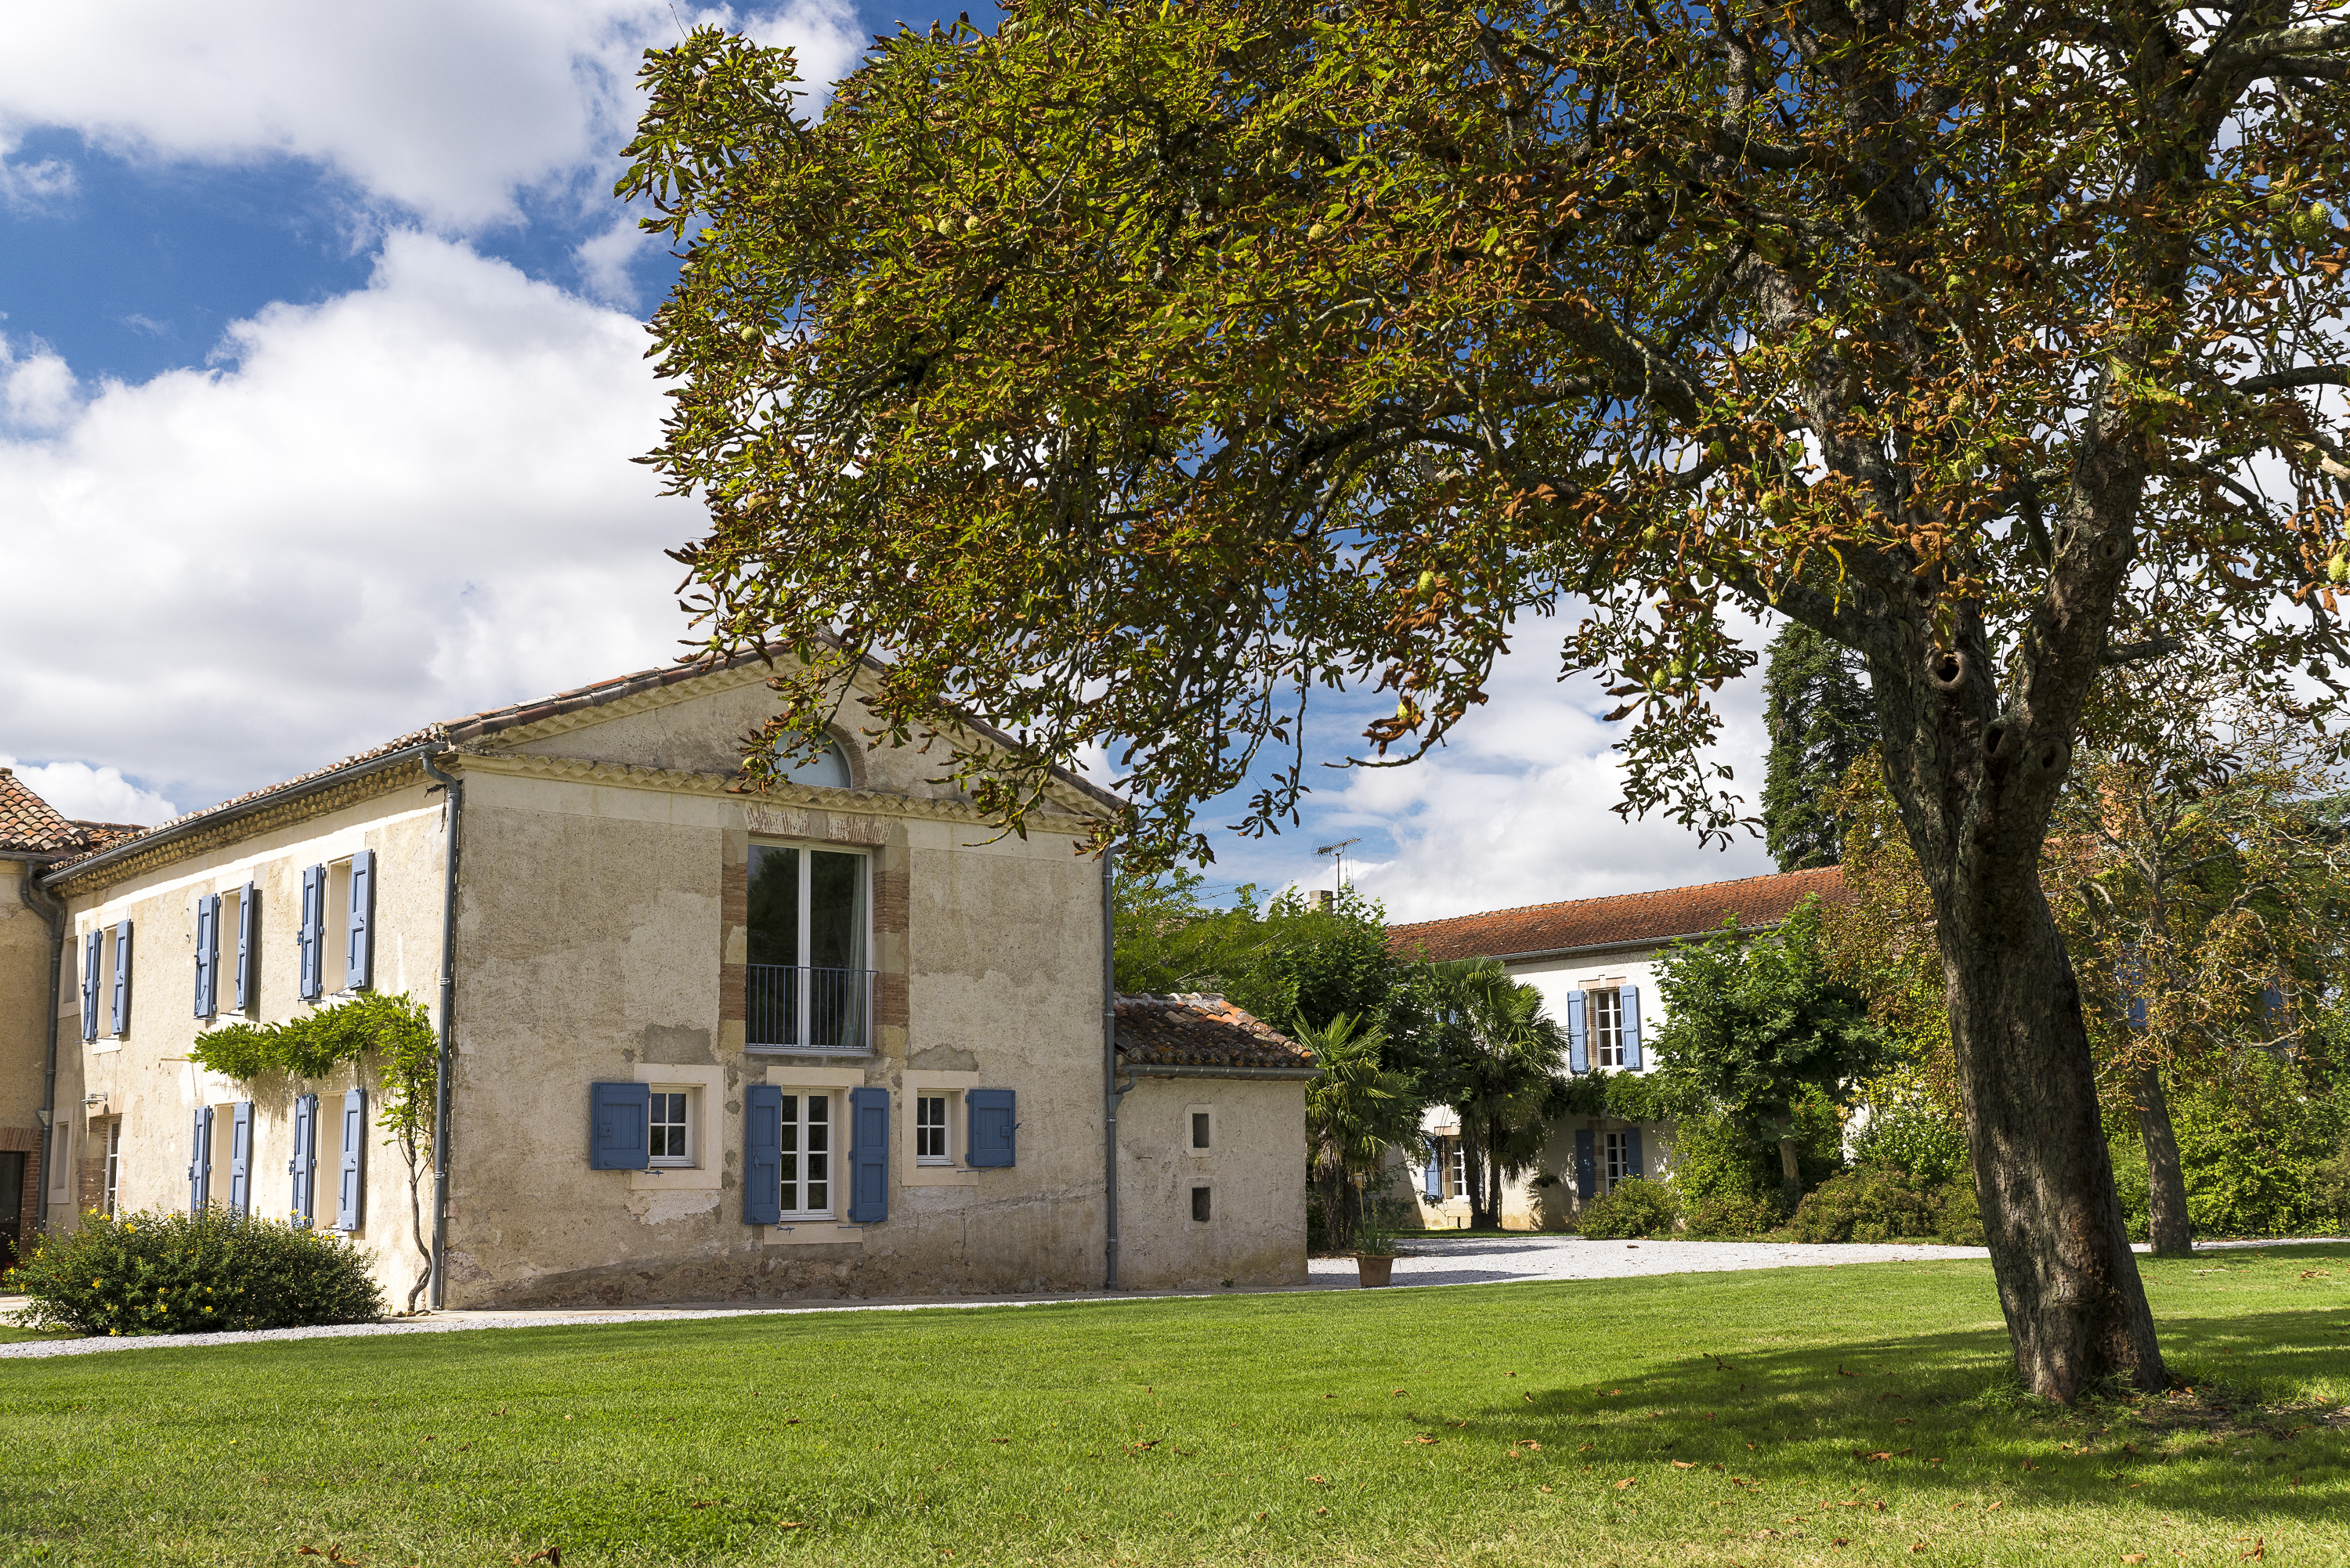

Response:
(1937, 874), (2165, 1399)
(2128, 1059), (2193, 1257)
(1487, 1115), (1508, 1229)
(1842, 431), (2168, 1401)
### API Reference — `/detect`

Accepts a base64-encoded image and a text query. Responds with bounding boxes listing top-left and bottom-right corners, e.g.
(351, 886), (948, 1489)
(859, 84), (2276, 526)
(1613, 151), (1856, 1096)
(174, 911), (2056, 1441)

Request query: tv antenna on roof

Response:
(1315, 837), (1362, 892)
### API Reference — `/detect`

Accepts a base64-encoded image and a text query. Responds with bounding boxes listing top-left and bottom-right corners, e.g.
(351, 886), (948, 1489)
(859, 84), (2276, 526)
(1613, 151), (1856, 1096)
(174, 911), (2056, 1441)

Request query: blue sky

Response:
(0, 1), (1776, 920)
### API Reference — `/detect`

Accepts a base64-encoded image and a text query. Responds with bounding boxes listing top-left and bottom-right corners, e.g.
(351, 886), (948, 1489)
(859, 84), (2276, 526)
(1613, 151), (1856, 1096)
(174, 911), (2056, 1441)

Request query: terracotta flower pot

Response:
(1355, 1252), (1397, 1288)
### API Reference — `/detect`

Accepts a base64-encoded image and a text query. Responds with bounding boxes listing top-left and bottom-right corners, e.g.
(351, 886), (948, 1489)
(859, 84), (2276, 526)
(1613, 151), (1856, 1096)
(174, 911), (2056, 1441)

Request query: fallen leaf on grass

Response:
(988, 1438), (1011, 1444)
(1315, 1508), (1329, 1516)
(1523, 1393), (1535, 1402)
(1538, 1486), (1554, 1494)
(1392, 1389), (1406, 1396)
(1324, 1393), (1336, 1399)
(513, 1552), (560, 1568)
(1838, 1365), (1861, 1378)
(2242, 1541), (2266, 1561)
(1831, 1539), (1849, 1548)
(1614, 1478), (1636, 1490)
(297, 1550), (361, 1567)
(2124, 1555), (2149, 1564)
(1130, 1440), (1160, 1452)
(1414, 1436), (1439, 1446)
(1909, 1544), (1928, 1554)
(777, 1523), (801, 1530)
(1672, 1461), (1696, 1469)
(689, 1501), (718, 1511)
(2021, 1459), (2039, 1471)
(1987, 1501), (2003, 1511)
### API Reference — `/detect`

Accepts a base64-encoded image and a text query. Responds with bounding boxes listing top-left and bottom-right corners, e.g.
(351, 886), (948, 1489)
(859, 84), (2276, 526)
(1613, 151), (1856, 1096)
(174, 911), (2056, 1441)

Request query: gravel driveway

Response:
(8, 1233), (2330, 1361)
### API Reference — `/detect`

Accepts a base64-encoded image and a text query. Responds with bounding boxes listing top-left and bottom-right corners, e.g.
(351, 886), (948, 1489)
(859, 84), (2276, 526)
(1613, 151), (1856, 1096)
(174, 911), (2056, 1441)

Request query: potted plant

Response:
(1354, 1189), (1400, 1288)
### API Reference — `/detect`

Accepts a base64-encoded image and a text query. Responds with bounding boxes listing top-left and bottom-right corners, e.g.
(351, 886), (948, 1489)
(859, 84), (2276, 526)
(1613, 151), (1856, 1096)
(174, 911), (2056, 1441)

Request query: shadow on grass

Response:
(1438, 1298), (2350, 1532)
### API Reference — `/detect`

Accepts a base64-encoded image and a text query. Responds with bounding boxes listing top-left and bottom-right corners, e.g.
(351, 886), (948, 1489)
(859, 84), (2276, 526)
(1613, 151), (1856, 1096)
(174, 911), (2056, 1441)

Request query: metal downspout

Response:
(1101, 846), (1120, 1291)
(419, 750), (463, 1310)
(19, 858), (65, 1233)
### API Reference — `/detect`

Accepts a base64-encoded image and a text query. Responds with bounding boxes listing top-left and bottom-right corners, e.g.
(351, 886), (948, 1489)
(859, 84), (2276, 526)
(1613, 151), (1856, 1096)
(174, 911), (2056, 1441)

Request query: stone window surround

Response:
(626, 1064), (725, 1194)
(761, 1062), (870, 1246)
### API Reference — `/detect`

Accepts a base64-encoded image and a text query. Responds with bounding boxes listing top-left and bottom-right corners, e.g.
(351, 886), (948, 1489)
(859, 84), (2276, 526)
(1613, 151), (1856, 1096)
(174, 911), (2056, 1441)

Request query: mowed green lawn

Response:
(5, 1247), (2350, 1567)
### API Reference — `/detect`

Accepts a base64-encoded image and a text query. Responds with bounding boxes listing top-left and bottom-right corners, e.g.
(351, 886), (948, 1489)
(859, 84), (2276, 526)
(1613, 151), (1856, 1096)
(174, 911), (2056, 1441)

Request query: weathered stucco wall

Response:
(439, 676), (1112, 1307)
(0, 856), (57, 1255)
(1116, 1076), (1306, 1288)
(45, 776), (449, 1308)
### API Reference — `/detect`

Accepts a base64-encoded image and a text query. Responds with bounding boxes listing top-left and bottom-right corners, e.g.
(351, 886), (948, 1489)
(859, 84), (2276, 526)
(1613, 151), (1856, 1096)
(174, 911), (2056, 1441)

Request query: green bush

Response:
(1788, 1165), (1942, 1243)
(5, 1209), (385, 1336)
(1578, 1177), (1679, 1239)
(1932, 1177), (1986, 1245)
(1680, 1190), (1787, 1238)
(2312, 1140), (2350, 1234)
(1848, 1097), (1970, 1186)
(1668, 1098), (1842, 1212)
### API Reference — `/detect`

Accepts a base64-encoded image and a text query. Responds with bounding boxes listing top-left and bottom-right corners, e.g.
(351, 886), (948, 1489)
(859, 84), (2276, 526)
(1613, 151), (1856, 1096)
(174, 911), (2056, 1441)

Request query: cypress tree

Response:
(1762, 623), (1874, 871)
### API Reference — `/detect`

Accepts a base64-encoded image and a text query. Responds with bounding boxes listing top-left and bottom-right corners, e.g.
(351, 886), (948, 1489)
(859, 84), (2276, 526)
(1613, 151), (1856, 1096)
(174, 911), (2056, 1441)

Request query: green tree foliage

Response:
(619, 0), (2350, 1397)
(1396, 960), (1564, 1229)
(1761, 624), (1874, 872)
(188, 993), (437, 1313)
(1113, 870), (1397, 1031)
(1298, 1012), (1422, 1252)
(1653, 898), (1892, 1208)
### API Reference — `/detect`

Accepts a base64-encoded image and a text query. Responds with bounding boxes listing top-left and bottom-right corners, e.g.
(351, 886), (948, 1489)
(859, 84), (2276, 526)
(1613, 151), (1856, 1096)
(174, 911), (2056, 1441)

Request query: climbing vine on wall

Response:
(190, 991), (439, 1313)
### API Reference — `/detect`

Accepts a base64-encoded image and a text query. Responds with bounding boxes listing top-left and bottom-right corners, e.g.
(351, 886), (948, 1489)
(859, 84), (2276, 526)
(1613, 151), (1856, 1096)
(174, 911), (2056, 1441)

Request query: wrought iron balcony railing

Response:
(746, 964), (874, 1055)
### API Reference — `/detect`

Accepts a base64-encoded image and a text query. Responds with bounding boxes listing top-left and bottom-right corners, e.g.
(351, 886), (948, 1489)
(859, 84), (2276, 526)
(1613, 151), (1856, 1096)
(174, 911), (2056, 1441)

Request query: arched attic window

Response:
(785, 739), (853, 789)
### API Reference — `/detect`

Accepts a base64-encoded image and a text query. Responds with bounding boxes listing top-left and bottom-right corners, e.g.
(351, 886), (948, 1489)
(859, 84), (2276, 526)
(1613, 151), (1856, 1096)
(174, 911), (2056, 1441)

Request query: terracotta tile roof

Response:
(70, 820), (154, 851)
(1115, 993), (1319, 1075)
(42, 645), (1124, 881)
(0, 768), (89, 854)
(1386, 865), (1847, 963)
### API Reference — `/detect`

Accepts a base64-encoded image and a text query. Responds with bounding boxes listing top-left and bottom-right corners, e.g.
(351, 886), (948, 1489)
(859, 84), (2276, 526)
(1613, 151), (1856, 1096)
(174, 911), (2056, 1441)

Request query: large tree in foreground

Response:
(620, 0), (2350, 1397)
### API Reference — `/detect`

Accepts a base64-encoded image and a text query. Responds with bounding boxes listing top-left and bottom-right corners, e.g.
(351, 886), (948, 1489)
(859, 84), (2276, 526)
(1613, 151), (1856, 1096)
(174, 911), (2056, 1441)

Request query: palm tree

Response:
(1415, 961), (1567, 1230)
(1298, 1013), (1421, 1252)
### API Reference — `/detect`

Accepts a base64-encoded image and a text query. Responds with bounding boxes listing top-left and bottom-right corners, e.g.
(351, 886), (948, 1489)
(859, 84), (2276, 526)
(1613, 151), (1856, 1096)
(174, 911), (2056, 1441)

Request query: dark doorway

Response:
(0, 1151), (25, 1271)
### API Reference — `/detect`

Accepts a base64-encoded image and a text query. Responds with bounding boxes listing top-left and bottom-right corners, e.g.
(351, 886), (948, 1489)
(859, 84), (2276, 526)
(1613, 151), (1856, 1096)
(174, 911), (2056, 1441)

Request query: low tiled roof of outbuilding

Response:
(1386, 865), (1846, 963)
(1115, 993), (1319, 1075)
(42, 645), (1124, 881)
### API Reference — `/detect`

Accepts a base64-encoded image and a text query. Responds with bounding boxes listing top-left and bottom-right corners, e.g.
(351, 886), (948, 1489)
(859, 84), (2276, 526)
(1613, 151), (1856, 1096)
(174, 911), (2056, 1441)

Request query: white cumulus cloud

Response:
(1, 758), (179, 827)
(0, 230), (705, 815)
(0, 0), (864, 229)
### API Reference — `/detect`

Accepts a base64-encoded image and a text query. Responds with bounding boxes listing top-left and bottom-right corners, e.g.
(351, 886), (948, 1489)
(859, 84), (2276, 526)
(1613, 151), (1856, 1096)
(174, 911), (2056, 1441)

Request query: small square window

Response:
(648, 1091), (692, 1166)
(916, 1094), (950, 1165)
(1191, 1185), (1213, 1223)
(1191, 1111), (1212, 1151)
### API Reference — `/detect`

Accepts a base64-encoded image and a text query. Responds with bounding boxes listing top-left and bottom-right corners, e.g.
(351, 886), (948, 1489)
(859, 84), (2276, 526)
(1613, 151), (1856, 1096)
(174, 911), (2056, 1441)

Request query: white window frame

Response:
(1447, 1140), (1468, 1199)
(1603, 1129), (1630, 1190)
(103, 1119), (122, 1216)
(1593, 987), (1625, 1068)
(745, 840), (874, 1053)
(915, 1093), (951, 1165)
(647, 1088), (694, 1169)
(777, 1091), (834, 1218)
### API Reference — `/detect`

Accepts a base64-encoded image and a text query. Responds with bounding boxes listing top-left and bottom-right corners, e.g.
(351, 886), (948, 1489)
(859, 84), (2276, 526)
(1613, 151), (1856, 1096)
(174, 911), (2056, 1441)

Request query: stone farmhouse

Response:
(2, 652), (1311, 1304)
(1386, 866), (1845, 1230)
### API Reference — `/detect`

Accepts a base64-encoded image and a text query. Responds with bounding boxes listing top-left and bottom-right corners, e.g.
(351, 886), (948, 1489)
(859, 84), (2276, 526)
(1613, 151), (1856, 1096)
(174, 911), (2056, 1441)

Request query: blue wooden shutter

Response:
(298, 864), (324, 1002)
(234, 881), (257, 1011)
(227, 1101), (255, 1216)
(1566, 990), (1588, 1074)
(744, 1085), (783, 1224)
(589, 1082), (651, 1170)
(1574, 1128), (1596, 1199)
(1625, 1127), (1644, 1179)
(289, 1093), (318, 1226)
(1620, 985), (1643, 1071)
(345, 849), (375, 992)
(967, 1088), (1018, 1168)
(110, 920), (132, 1035)
(338, 1088), (366, 1231)
(81, 930), (101, 1042)
(1424, 1143), (1442, 1200)
(193, 894), (219, 1018)
(188, 1105), (213, 1212)
(848, 1086), (890, 1223)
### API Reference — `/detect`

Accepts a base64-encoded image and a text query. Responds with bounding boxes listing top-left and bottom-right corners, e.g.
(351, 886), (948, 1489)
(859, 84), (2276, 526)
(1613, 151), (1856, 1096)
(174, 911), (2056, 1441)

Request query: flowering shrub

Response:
(4, 1209), (384, 1336)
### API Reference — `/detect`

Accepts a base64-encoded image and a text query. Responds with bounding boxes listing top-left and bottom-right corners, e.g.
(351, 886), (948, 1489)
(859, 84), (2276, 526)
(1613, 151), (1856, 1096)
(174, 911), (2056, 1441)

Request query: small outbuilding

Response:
(1112, 993), (1315, 1290)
